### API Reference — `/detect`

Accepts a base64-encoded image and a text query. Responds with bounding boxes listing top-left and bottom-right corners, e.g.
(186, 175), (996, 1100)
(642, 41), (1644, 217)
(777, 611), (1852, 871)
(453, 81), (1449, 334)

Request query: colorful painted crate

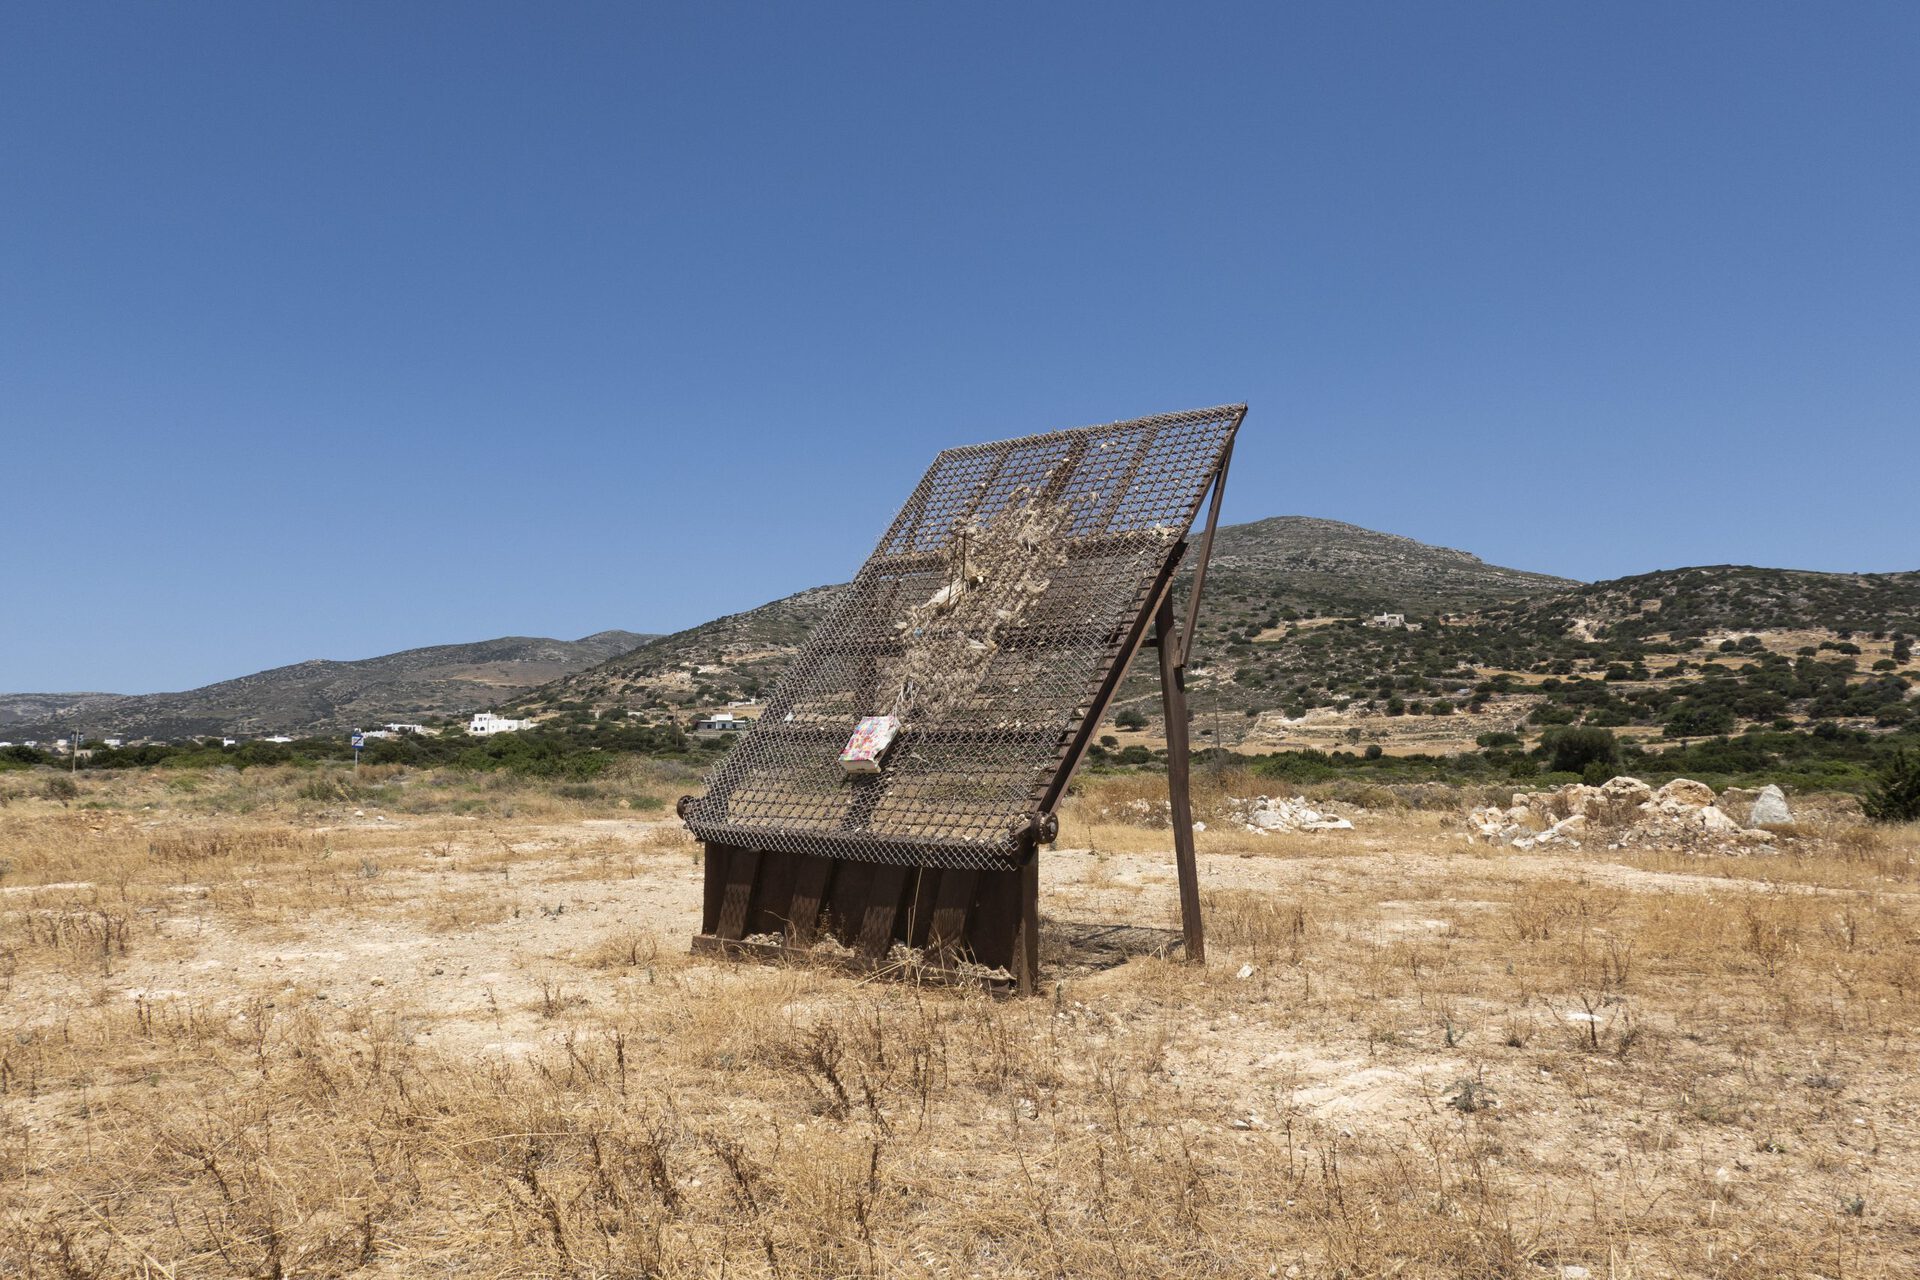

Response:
(839, 715), (901, 774)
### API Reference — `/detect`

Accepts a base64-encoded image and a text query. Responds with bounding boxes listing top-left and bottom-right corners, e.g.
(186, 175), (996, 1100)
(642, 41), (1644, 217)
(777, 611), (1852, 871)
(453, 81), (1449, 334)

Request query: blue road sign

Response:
(351, 732), (365, 749)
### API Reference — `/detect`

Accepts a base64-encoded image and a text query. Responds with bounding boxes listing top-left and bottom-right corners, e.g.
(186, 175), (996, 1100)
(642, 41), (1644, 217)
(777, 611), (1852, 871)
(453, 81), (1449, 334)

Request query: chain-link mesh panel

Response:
(684, 405), (1244, 870)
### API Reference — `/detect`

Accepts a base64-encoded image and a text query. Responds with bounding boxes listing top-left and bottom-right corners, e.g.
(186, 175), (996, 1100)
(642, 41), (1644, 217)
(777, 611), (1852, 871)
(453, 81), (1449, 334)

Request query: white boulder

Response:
(1535, 814), (1588, 847)
(1239, 795), (1355, 834)
(1749, 784), (1793, 826)
(1698, 805), (1740, 833)
(1654, 778), (1717, 810)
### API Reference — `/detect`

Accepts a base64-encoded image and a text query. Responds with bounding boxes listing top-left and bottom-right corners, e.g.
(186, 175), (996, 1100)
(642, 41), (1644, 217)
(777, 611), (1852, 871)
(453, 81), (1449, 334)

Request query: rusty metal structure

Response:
(682, 404), (1244, 992)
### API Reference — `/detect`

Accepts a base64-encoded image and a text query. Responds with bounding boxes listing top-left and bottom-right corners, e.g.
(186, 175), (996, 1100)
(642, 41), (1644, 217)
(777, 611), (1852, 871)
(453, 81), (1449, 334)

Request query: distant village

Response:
(0, 705), (764, 756)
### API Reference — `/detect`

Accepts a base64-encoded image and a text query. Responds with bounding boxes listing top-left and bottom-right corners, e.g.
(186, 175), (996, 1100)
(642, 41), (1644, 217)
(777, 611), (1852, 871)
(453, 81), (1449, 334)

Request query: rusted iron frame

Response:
(862, 526), (1182, 579)
(1095, 423), (1164, 528)
(1176, 435), (1235, 670)
(718, 723), (1062, 752)
(1156, 593), (1205, 963)
(688, 823), (1034, 868)
(1034, 542), (1188, 816)
(688, 406), (1244, 990)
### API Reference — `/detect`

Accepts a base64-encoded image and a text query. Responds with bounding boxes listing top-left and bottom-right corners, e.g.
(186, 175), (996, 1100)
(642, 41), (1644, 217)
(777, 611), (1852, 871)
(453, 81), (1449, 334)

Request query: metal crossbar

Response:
(683, 405), (1245, 871)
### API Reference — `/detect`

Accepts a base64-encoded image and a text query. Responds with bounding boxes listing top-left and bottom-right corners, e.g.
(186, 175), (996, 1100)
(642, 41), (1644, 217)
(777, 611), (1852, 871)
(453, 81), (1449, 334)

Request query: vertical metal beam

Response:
(1155, 594), (1206, 964)
(1178, 438), (1235, 669)
(786, 854), (834, 946)
(926, 868), (977, 961)
(1014, 853), (1040, 995)
(714, 848), (762, 942)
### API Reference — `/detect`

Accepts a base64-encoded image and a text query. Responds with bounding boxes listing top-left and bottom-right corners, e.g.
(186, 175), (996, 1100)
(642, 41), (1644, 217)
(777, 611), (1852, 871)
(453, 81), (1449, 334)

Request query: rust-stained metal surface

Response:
(682, 404), (1245, 871)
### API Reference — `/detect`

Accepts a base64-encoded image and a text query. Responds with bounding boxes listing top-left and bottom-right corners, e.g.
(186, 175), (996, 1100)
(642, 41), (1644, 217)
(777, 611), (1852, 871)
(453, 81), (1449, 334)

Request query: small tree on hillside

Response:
(1863, 749), (1920, 823)
(1542, 726), (1619, 777)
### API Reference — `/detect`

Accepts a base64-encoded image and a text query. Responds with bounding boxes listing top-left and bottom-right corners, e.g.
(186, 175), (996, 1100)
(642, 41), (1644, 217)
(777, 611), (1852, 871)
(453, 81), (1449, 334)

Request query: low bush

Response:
(1863, 749), (1920, 823)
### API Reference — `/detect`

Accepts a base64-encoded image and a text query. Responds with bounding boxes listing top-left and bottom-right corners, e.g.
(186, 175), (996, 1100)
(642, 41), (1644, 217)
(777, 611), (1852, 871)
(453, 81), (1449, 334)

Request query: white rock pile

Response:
(1230, 795), (1355, 834)
(1468, 776), (1790, 853)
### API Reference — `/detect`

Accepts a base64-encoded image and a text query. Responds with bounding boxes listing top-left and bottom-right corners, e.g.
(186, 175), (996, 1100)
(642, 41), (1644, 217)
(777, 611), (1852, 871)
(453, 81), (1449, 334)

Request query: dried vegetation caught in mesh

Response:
(885, 486), (1074, 719)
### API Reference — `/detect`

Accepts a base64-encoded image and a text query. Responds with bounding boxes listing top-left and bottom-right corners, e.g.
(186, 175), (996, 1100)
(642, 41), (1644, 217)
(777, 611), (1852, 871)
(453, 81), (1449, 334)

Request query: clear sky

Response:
(3, 3), (1916, 694)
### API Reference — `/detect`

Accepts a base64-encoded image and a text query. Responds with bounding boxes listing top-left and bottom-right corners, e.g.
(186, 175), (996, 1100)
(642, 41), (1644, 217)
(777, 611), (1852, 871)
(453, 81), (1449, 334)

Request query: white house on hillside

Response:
(469, 713), (533, 736)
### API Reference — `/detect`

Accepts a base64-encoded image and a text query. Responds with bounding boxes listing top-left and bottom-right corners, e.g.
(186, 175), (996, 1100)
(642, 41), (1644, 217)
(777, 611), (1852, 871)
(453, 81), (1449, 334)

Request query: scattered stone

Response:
(1750, 783), (1793, 826)
(1699, 805), (1740, 833)
(1104, 794), (1359, 834)
(1470, 775), (1786, 854)
(1533, 814), (1587, 847)
(1654, 778), (1716, 810)
(1233, 795), (1355, 834)
(1596, 774), (1654, 816)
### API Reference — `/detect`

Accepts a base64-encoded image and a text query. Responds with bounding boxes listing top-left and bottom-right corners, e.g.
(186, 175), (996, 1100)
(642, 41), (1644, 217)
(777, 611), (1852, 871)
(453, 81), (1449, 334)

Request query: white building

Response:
(383, 723), (426, 735)
(694, 712), (750, 732)
(469, 713), (533, 736)
(263, 735), (294, 744)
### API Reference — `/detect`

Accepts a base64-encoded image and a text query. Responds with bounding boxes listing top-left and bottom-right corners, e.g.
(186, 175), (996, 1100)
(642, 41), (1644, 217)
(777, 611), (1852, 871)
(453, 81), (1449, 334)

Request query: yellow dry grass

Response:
(2, 765), (1918, 1277)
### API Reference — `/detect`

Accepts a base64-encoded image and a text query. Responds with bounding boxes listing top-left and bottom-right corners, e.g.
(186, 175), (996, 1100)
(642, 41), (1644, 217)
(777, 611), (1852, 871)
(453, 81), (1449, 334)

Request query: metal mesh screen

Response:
(683, 404), (1245, 870)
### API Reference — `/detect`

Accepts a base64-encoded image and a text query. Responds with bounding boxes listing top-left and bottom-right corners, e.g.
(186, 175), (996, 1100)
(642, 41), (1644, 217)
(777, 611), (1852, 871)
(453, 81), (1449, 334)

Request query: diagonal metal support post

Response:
(1178, 439), (1233, 669)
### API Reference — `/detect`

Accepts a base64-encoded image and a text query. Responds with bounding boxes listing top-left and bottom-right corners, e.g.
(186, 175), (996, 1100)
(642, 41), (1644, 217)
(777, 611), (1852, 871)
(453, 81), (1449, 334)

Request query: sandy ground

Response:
(6, 800), (1920, 1275)
(11, 815), (1913, 1130)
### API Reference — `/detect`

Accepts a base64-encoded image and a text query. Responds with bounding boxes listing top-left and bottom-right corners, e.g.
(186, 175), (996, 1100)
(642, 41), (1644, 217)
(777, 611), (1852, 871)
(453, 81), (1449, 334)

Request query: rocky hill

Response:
(1182, 561), (1917, 755)
(515, 524), (1917, 760)
(0, 631), (653, 741)
(1505, 565), (1920, 642)
(1197, 516), (1574, 617)
(514, 517), (1576, 717)
(510, 588), (844, 715)
(0, 694), (117, 731)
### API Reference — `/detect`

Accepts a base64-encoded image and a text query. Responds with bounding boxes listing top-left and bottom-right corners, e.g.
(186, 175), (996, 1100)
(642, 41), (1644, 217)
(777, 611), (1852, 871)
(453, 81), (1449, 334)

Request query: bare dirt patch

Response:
(3, 777), (1918, 1276)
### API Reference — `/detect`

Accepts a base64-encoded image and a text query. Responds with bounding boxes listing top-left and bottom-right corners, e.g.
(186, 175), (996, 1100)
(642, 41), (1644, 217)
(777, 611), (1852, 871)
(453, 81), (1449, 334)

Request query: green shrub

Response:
(1542, 727), (1618, 776)
(1256, 750), (1338, 782)
(1862, 749), (1920, 823)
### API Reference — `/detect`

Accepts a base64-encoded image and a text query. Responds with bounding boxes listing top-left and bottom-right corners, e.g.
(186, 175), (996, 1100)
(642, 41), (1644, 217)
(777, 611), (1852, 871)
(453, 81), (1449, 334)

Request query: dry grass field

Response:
(3, 763), (1918, 1277)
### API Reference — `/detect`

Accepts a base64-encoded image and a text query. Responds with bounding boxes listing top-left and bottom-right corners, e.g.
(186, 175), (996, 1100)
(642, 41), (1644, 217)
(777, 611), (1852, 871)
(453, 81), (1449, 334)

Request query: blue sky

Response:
(3, 3), (1916, 693)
